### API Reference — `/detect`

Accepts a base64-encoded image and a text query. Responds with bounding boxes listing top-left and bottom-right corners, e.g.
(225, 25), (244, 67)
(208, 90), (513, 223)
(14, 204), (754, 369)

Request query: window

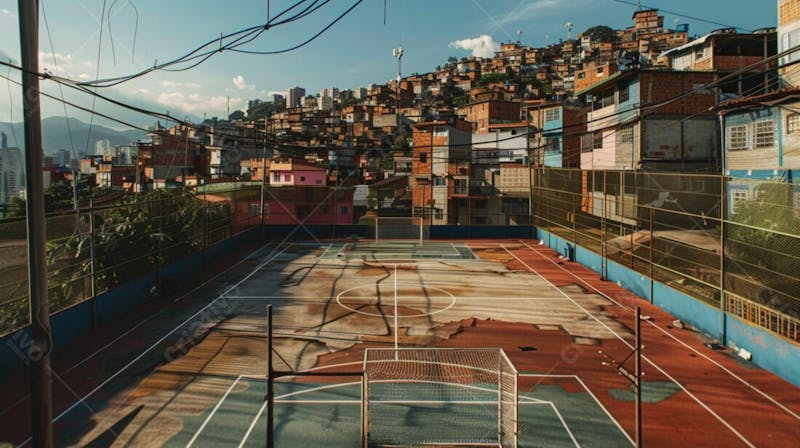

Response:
(788, 113), (800, 134)
(419, 152), (427, 163)
(731, 188), (748, 206)
(434, 208), (443, 219)
(340, 206), (348, 215)
(545, 108), (561, 122)
(593, 131), (604, 149)
(619, 125), (634, 144)
(433, 176), (446, 186)
(618, 82), (630, 103)
(545, 137), (560, 152)
(596, 67), (604, 75)
(284, 173), (292, 182)
(728, 125), (749, 151)
(315, 179), (322, 185)
(272, 172), (281, 182)
(300, 176), (306, 182)
(754, 120), (775, 149)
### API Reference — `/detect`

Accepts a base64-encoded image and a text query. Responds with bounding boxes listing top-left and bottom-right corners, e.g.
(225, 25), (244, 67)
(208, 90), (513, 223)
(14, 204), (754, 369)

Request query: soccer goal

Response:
(374, 217), (426, 243)
(362, 348), (518, 448)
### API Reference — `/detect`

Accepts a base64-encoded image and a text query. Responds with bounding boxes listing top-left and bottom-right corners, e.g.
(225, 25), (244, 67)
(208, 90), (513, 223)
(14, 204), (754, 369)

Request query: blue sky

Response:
(0, 0), (779, 129)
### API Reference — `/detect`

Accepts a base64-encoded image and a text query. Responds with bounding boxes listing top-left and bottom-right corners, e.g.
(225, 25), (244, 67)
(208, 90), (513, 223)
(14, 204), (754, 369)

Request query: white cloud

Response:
(1, 8), (17, 20)
(38, 52), (95, 79)
(136, 88), (150, 94)
(232, 75), (254, 91)
(159, 80), (202, 89)
(495, 0), (592, 27)
(449, 35), (500, 58)
(157, 91), (243, 115)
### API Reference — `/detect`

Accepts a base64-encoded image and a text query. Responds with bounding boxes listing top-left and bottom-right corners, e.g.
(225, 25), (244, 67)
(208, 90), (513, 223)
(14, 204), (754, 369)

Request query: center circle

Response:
(336, 283), (456, 318)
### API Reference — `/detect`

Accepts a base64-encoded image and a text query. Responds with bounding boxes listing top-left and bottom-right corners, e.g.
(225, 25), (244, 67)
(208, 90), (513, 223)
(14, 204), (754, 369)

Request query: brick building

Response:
(457, 100), (522, 134)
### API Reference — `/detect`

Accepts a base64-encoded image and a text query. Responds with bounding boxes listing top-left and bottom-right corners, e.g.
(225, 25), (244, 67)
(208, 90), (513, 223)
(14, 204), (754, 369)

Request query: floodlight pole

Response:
(19, 1), (54, 446)
(267, 304), (274, 448)
(634, 306), (642, 447)
(599, 306), (643, 447)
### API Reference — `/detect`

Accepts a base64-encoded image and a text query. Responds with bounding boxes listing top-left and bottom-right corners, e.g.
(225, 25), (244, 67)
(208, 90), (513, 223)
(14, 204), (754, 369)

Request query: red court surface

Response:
(0, 239), (797, 447)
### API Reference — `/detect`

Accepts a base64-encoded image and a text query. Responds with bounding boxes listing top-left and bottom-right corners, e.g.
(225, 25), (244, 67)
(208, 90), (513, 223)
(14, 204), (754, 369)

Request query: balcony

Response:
(453, 180), (494, 197)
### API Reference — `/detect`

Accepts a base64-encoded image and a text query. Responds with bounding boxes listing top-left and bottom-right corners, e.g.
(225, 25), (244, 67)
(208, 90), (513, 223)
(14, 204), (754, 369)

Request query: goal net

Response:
(375, 217), (425, 243)
(362, 348), (518, 448)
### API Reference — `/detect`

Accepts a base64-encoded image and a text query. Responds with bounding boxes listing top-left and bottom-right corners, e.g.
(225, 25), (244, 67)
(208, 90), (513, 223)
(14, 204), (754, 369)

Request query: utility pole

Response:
(392, 47), (404, 140)
(19, 1), (54, 446)
(260, 116), (268, 236)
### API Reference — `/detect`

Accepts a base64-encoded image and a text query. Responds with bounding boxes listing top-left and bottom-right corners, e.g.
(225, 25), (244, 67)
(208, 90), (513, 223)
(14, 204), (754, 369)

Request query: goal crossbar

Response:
(362, 348), (518, 448)
(374, 217), (425, 243)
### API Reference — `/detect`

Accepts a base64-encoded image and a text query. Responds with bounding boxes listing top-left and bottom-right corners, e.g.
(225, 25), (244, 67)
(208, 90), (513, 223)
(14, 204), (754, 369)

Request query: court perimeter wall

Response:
(0, 227), (261, 375)
(537, 227), (800, 387)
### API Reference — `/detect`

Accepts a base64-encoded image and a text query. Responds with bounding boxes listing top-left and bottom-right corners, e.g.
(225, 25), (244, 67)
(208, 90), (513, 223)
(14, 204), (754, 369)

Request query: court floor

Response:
(2, 240), (799, 447)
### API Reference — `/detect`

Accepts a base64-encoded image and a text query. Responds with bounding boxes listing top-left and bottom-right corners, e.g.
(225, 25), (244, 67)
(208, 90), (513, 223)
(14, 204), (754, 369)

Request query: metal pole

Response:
(19, 0), (54, 445)
(267, 304), (274, 448)
(89, 198), (97, 330)
(649, 206), (654, 304)
(260, 117), (268, 238)
(635, 306), (642, 448)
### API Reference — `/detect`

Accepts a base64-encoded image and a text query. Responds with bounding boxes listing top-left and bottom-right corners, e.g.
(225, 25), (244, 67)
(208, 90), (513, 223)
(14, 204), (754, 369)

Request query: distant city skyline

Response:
(0, 0), (778, 128)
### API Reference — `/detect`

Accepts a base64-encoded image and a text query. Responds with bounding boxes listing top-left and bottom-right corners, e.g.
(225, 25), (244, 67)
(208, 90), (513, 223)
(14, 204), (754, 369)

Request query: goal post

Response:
(362, 348), (518, 448)
(374, 217), (425, 243)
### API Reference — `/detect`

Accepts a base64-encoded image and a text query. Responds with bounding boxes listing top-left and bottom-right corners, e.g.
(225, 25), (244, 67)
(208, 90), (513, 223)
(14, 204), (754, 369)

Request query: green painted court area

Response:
(320, 241), (477, 260)
(168, 375), (631, 447)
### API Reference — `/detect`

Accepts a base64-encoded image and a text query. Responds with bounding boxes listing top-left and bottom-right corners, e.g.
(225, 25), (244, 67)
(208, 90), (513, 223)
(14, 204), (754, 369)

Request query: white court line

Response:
(517, 239), (800, 422)
(394, 264), (399, 354)
(547, 402), (581, 448)
(224, 296), (566, 301)
(502, 245), (756, 448)
(186, 375), (244, 447)
(22, 243), (291, 446)
(519, 373), (630, 445)
(238, 400), (267, 448)
(318, 242), (333, 259)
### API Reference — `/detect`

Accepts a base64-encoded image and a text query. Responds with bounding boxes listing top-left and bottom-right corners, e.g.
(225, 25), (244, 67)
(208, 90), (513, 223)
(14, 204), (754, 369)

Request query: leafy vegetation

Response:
(727, 182), (800, 317)
(582, 25), (619, 43)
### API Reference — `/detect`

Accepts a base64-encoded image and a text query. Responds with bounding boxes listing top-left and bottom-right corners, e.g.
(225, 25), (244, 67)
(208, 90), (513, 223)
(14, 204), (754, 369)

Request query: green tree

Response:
(727, 182), (800, 316)
(229, 110), (246, 121)
(476, 72), (511, 87)
(46, 189), (231, 309)
(582, 25), (619, 43)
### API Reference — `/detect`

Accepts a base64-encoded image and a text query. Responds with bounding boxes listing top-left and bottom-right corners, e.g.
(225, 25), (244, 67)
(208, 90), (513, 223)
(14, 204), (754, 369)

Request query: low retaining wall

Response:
(536, 227), (800, 387)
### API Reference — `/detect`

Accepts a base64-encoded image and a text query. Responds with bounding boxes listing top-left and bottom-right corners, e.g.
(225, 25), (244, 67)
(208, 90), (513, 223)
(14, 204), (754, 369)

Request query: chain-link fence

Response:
(0, 184), (262, 337)
(531, 167), (799, 342)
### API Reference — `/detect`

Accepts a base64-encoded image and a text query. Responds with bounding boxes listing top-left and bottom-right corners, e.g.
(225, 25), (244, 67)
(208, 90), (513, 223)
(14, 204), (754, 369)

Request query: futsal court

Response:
(1, 237), (799, 447)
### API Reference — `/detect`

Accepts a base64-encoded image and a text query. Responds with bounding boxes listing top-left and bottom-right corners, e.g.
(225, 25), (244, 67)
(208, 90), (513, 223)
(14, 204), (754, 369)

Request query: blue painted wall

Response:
(0, 227), (261, 375)
(536, 227), (800, 387)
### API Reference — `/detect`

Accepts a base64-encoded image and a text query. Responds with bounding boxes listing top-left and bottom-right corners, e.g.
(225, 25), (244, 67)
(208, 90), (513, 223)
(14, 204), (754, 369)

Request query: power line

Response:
(76, 0), (354, 88)
(84, 0), (109, 156)
(609, 0), (754, 33)
(41, 0), (77, 162)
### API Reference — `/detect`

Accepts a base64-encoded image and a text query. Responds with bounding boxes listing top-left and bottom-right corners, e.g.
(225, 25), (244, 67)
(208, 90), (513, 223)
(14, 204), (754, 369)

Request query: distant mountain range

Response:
(0, 117), (148, 155)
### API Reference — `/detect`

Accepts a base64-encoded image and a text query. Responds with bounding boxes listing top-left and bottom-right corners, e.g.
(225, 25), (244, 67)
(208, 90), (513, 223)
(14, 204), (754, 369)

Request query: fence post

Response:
(89, 199), (97, 330)
(719, 174), (727, 345)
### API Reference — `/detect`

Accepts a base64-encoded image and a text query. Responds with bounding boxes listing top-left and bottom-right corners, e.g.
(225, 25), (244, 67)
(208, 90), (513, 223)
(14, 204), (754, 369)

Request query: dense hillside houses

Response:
(40, 7), (793, 228)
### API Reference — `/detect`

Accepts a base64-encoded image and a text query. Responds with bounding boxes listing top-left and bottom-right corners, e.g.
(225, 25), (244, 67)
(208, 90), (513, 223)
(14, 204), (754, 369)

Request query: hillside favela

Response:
(1, 1), (799, 447)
